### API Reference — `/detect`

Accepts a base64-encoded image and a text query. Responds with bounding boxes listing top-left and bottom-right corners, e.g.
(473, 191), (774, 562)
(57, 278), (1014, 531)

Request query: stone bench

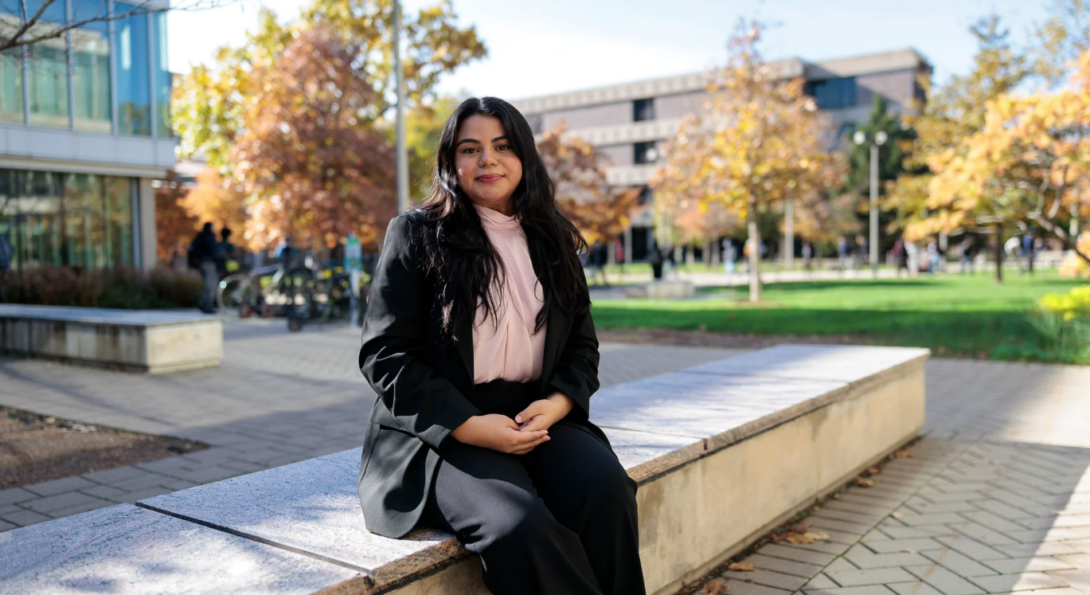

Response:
(0, 304), (222, 373)
(0, 344), (928, 594)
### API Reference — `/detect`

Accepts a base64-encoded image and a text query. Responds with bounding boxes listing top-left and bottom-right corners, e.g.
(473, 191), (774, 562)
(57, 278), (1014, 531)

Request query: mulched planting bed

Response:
(0, 407), (208, 490)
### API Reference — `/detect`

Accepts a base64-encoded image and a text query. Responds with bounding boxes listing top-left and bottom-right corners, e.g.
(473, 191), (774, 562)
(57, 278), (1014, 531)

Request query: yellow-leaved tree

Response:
(920, 50), (1090, 276)
(652, 21), (843, 301)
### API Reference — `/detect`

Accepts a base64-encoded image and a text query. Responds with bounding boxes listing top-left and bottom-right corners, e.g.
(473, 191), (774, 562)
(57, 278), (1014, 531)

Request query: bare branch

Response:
(0, 0), (237, 53)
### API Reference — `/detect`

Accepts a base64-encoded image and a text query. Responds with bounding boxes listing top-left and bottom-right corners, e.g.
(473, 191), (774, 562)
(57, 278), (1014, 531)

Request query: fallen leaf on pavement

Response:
(728, 562), (755, 572)
(854, 477), (876, 488)
(891, 512), (904, 519)
(894, 451), (912, 458)
(904, 549), (917, 554)
(789, 523), (812, 534)
(700, 578), (729, 594)
(867, 466), (882, 475)
(785, 533), (814, 544)
(806, 529), (830, 541)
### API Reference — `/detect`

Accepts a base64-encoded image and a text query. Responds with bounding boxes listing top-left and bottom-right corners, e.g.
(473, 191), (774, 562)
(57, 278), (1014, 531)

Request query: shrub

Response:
(1032, 284), (1090, 363)
(0, 267), (203, 310)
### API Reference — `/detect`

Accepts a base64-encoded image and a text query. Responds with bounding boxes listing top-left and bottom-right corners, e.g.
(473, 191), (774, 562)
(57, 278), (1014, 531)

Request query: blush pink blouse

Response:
(472, 204), (547, 384)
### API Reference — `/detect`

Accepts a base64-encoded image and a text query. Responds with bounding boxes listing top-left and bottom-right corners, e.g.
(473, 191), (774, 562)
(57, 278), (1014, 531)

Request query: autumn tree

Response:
(232, 26), (397, 250)
(888, 16), (1032, 281)
(155, 171), (199, 265)
(653, 21), (843, 301)
(536, 123), (639, 245)
(173, 0), (486, 176)
(179, 170), (249, 246)
(924, 50), (1090, 273)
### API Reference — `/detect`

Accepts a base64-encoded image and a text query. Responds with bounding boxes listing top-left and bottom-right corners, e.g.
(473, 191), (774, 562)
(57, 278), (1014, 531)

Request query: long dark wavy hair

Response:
(413, 96), (589, 337)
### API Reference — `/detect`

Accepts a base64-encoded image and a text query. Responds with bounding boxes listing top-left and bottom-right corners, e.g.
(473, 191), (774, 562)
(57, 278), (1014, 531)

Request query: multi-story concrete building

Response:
(0, 0), (175, 272)
(511, 48), (931, 261)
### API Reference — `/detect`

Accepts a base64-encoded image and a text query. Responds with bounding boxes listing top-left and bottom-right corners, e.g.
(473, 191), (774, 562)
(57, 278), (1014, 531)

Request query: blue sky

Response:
(168, 0), (1052, 100)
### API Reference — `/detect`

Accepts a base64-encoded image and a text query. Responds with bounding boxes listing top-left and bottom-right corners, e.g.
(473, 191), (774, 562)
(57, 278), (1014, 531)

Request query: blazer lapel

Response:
(539, 303), (565, 386)
(454, 317), (474, 383)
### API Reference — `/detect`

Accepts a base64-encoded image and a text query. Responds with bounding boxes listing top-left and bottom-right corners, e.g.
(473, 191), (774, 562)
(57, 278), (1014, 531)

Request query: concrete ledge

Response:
(0, 305), (222, 373)
(624, 280), (695, 299)
(0, 344), (928, 594)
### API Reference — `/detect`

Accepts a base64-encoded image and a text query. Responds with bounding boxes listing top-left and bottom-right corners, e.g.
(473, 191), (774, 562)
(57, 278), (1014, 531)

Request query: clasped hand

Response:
(450, 393), (573, 455)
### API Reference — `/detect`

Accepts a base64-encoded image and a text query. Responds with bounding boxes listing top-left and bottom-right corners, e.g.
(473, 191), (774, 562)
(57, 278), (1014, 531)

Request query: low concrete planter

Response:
(0, 345), (927, 594)
(0, 305), (222, 373)
(625, 280), (695, 299)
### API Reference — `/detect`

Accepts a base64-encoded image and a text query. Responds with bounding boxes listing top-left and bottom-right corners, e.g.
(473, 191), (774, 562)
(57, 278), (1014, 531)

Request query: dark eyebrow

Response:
(456, 135), (508, 147)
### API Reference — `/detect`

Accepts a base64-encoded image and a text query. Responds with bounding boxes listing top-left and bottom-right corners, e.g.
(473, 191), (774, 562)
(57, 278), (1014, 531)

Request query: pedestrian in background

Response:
(1022, 229), (1036, 274)
(802, 241), (814, 273)
(723, 239), (736, 275)
(837, 236), (851, 271)
(215, 227), (238, 277)
(189, 223), (219, 314)
(927, 239), (941, 276)
(0, 232), (12, 303)
(958, 237), (975, 275)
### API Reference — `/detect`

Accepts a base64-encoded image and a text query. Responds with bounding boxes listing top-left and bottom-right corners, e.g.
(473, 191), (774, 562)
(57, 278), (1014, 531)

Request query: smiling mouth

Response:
(476, 174), (503, 183)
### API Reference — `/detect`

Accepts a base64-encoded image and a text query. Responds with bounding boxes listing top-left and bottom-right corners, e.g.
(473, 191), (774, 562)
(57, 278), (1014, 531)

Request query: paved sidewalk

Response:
(695, 358), (1090, 595)
(0, 317), (742, 531)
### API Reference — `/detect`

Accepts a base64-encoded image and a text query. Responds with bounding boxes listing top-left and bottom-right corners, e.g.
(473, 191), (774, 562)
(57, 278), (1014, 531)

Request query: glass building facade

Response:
(2, 0), (171, 136)
(0, 169), (137, 270)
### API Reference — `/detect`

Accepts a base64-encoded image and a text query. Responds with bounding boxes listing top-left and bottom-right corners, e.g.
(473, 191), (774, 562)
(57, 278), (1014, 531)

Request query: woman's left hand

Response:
(515, 393), (574, 433)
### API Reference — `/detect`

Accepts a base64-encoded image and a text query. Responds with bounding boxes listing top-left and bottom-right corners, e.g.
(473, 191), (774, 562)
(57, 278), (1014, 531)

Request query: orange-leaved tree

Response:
(923, 49), (1090, 276)
(231, 26), (397, 250)
(180, 170), (250, 246)
(537, 123), (639, 245)
(653, 21), (842, 301)
(155, 171), (199, 265)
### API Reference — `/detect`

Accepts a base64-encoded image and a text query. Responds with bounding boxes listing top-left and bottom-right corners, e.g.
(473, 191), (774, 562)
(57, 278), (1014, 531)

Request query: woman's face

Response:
(454, 115), (523, 216)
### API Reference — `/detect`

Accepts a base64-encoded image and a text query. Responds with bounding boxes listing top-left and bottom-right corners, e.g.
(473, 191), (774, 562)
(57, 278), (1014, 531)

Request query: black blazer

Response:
(357, 212), (605, 539)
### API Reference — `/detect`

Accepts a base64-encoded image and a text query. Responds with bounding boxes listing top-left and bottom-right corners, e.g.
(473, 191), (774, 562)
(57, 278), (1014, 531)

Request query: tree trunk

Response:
(747, 199), (762, 302)
(993, 223), (1003, 284)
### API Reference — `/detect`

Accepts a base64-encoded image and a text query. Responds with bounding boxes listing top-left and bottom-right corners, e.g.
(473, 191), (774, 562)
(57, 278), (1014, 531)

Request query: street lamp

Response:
(854, 130), (887, 278)
(393, 0), (409, 214)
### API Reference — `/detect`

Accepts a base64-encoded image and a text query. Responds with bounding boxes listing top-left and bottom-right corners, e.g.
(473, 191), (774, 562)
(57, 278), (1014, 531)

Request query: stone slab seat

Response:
(0, 304), (222, 373)
(0, 344), (929, 595)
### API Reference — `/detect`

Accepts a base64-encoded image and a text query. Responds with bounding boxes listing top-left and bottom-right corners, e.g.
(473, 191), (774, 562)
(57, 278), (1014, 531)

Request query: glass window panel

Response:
(151, 11), (169, 137)
(25, 0), (70, 128)
(71, 0), (111, 133)
(0, 169), (134, 270)
(113, 3), (149, 135)
(103, 176), (132, 266)
(0, 47), (23, 123)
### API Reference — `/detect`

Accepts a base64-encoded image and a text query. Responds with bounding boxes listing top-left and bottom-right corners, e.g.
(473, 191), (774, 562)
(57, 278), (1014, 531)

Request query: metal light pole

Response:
(854, 130), (887, 278)
(393, 0), (409, 214)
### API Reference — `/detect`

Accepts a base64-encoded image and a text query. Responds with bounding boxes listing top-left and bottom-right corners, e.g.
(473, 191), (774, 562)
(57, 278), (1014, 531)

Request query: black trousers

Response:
(422, 380), (646, 595)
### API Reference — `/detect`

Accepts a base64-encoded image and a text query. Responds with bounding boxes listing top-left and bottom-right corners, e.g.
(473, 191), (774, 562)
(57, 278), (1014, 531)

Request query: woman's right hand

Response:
(451, 414), (550, 455)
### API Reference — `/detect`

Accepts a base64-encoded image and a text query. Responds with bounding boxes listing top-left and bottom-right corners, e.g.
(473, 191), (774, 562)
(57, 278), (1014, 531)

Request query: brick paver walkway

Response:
(0, 317), (742, 531)
(696, 358), (1090, 595)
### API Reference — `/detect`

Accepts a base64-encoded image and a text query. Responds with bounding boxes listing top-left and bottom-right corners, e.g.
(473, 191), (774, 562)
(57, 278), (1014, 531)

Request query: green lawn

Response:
(591, 273), (1089, 363)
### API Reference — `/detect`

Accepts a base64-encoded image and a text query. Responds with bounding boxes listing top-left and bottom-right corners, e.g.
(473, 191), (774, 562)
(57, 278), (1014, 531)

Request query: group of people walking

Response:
(188, 223), (237, 314)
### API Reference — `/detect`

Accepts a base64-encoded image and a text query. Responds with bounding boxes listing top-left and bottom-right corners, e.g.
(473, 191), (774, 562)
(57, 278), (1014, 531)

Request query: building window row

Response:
(0, 0), (170, 137)
(0, 168), (138, 270)
(805, 77), (858, 110)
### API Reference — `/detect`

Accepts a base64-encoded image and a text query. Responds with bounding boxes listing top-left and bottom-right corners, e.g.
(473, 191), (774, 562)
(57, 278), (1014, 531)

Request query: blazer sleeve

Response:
(544, 299), (601, 423)
(359, 215), (481, 451)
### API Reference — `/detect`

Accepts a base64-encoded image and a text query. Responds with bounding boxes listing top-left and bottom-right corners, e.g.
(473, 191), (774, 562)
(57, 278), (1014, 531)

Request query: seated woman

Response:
(356, 97), (645, 595)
